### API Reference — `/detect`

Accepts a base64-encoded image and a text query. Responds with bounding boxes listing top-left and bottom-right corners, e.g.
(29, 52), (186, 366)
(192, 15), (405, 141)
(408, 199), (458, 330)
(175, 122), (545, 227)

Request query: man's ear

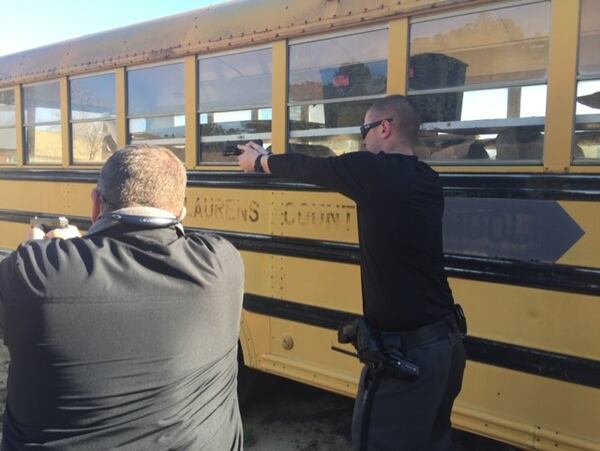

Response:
(91, 188), (102, 223)
(177, 206), (187, 222)
(380, 119), (393, 139)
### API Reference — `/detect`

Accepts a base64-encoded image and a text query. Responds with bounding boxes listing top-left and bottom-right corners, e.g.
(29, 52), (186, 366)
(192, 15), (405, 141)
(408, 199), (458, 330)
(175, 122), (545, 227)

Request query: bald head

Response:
(97, 145), (187, 217)
(367, 95), (420, 149)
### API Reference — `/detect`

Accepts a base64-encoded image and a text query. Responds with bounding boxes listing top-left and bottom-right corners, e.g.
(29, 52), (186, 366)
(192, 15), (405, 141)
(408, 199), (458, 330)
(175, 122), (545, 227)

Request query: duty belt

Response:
(379, 311), (463, 352)
(334, 305), (466, 381)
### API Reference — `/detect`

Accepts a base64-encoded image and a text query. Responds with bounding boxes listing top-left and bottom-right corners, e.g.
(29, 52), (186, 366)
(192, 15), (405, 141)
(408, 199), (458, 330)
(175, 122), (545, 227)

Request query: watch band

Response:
(254, 154), (265, 173)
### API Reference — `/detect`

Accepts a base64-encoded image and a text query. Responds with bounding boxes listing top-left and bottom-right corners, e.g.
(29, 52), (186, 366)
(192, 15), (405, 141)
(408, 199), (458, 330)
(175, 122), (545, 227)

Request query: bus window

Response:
(288, 28), (388, 156)
(127, 62), (185, 161)
(198, 48), (272, 164)
(23, 81), (62, 164)
(408, 1), (551, 163)
(70, 73), (117, 164)
(0, 89), (16, 164)
(574, 0), (600, 162)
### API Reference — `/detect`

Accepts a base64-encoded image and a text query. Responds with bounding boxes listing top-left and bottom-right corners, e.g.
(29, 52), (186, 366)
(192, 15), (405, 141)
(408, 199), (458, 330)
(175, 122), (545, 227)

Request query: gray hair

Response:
(97, 145), (187, 216)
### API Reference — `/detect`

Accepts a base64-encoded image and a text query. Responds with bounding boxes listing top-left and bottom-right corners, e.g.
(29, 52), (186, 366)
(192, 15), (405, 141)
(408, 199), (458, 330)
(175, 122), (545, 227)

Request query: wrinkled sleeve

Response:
(268, 153), (374, 202)
(0, 251), (18, 331)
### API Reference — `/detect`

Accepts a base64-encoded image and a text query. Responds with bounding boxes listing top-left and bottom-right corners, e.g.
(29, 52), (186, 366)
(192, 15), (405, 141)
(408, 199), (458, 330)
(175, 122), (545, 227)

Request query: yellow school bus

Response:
(0, 0), (598, 449)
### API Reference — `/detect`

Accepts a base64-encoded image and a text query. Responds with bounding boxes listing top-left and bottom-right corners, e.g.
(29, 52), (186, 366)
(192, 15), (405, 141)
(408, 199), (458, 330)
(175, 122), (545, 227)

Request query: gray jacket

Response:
(0, 212), (244, 450)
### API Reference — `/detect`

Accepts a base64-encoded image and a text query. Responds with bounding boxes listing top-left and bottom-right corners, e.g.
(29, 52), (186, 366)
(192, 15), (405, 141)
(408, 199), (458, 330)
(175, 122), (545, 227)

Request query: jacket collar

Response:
(87, 206), (184, 236)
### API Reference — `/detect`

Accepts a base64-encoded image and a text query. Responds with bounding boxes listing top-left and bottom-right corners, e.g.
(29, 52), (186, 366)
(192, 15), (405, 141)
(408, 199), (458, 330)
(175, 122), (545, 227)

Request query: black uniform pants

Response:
(351, 331), (466, 451)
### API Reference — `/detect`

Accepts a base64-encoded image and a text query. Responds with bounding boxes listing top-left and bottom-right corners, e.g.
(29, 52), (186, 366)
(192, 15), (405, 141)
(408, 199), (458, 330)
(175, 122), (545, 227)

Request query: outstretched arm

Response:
(237, 141), (373, 203)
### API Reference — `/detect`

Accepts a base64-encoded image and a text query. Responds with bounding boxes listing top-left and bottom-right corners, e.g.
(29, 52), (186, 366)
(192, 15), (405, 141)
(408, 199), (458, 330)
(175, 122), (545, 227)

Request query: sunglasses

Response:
(359, 118), (393, 139)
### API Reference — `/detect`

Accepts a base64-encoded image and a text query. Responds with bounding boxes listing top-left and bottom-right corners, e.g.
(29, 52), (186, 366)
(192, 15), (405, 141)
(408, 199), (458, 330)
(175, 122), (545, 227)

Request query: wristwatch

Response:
(254, 154), (265, 173)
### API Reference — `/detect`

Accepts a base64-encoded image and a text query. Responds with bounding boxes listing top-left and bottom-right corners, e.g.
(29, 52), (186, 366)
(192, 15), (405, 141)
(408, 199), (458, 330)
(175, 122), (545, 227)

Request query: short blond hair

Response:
(97, 145), (187, 216)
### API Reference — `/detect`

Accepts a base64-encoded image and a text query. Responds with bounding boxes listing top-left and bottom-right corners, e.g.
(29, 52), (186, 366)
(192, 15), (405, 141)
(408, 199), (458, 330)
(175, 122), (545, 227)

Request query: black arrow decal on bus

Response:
(443, 198), (585, 263)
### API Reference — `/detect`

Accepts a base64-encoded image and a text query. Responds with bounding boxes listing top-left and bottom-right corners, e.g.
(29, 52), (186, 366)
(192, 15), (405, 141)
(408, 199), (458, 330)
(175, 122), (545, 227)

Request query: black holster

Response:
(453, 304), (468, 335)
(338, 318), (420, 381)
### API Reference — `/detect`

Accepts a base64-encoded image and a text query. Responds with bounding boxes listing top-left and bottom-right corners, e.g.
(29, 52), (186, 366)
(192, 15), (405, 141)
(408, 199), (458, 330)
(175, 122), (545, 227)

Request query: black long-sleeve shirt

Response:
(269, 151), (454, 331)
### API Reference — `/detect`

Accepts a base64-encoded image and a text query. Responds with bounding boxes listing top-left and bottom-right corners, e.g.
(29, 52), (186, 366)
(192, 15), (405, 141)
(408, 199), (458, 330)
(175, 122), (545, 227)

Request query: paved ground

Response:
(241, 370), (519, 451)
(241, 371), (354, 450)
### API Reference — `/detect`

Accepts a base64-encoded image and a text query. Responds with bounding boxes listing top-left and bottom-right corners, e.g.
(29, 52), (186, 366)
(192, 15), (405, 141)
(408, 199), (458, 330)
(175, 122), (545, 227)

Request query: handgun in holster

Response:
(336, 318), (420, 381)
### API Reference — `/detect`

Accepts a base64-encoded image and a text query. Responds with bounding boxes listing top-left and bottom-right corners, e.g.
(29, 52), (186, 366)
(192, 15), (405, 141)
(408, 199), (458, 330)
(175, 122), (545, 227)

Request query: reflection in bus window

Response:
(410, 3), (550, 88)
(70, 73), (117, 164)
(127, 63), (185, 161)
(0, 89), (16, 164)
(288, 29), (388, 157)
(23, 81), (62, 164)
(495, 127), (544, 161)
(428, 137), (490, 161)
(574, 0), (600, 162)
(408, 2), (550, 164)
(198, 48), (272, 164)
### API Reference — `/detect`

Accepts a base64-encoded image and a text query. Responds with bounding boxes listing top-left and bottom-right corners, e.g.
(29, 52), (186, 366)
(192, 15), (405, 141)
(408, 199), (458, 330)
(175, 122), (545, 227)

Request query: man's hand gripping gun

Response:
(332, 318), (420, 381)
(30, 216), (69, 233)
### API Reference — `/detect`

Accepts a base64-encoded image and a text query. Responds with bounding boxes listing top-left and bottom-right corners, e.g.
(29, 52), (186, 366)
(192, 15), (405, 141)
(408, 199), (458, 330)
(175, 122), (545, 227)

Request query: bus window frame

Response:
(68, 70), (117, 166)
(196, 44), (274, 167)
(287, 25), (389, 157)
(21, 79), (63, 166)
(572, 0), (600, 166)
(407, 0), (552, 168)
(0, 87), (17, 166)
(125, 59), (186, 161)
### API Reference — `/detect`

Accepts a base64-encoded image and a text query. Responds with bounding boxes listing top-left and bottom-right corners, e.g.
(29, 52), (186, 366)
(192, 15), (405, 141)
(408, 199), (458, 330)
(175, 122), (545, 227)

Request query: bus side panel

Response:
(451, 279), (600, 362)
(0, 180), (92, 218)
(456, 363), (600, 450)
(0, 220), (29, 250)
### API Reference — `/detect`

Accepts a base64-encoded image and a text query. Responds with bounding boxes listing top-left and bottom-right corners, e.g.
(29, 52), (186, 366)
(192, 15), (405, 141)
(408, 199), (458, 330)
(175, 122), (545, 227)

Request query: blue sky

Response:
(0, 0), (230, 57)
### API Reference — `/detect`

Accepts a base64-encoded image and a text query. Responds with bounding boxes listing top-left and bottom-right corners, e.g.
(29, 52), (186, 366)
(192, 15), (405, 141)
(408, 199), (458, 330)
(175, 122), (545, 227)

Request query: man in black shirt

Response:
(0, 145), (244, 450)
(238, 95), (466, 450)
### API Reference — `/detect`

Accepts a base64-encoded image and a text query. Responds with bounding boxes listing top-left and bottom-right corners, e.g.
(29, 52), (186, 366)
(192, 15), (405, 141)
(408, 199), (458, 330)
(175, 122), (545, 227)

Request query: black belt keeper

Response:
(453, 304), (468, 335)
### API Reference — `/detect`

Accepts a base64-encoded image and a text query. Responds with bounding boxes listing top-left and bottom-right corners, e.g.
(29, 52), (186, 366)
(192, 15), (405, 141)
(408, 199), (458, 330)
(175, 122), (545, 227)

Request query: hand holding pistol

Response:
(29, 216), (81, 240)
